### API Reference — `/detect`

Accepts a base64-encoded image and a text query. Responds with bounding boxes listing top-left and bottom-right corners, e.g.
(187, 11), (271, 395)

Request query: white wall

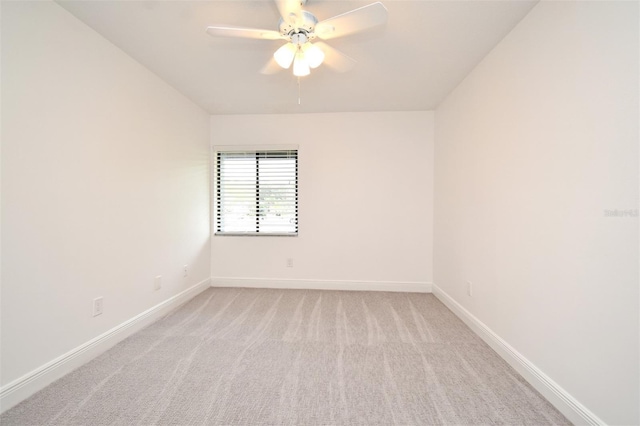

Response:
(1, 0), (210, 389)
(211, 112), (433, 289)
(434, 1), (638, 424)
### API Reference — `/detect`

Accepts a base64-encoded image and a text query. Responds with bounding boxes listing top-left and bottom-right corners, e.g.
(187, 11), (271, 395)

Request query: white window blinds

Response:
(215, 149), (298, 235)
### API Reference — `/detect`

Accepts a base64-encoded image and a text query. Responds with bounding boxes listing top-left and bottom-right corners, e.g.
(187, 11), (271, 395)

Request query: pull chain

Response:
(297, 77), (301, 105)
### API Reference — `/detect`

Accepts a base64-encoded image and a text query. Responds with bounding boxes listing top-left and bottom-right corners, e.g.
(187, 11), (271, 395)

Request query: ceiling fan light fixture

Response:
(293, 52), (310, 77)
(206, 1), (389, 79)
(274, 43), (296, 69)
(303, 43), (325, 68)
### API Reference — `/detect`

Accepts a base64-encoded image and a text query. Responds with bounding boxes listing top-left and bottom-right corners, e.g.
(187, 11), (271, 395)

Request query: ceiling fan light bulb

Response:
(293, 54), (310, 77)
(304, 43), (325, 68)
(274, 43), (296, 69)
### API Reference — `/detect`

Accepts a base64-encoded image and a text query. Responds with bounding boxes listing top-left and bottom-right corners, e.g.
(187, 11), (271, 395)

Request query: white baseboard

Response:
(432, 284), (604, 426)
(0, 278), (211, 414)
(211, 277), (432, 293)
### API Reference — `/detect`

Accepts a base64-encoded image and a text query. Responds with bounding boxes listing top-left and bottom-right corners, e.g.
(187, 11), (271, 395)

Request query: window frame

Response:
(213, 145), (299, 237)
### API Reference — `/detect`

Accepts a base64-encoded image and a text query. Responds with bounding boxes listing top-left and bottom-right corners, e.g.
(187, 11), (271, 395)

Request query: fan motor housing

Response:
(279, 10), (318, 40)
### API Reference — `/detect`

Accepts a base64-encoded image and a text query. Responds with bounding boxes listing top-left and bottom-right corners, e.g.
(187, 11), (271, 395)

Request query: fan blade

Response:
(206, 26), (283, 40)
(260, 57), (283, 75)
(315, 2), (388, 40)
(314, 42), (356, 72)
(275, 0), (303, 27)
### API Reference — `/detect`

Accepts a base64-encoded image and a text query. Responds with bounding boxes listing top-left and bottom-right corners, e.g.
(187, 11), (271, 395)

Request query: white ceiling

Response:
(57, 0), (537, 115)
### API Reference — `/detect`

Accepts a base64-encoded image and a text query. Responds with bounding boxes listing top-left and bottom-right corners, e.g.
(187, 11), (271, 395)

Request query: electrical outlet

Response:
(183, 265), (188, 277)
(286, 258), (294, 268)
(92, 297), (103, 317)
(467, 281), (473, 297)
(154, 275), (162, 291)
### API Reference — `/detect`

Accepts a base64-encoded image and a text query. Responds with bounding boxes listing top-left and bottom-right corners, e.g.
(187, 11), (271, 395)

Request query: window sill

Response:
(214, 232), (298, 237)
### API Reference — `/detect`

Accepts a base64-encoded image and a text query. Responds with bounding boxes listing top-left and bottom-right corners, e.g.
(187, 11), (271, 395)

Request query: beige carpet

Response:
(1, 287), (570, 425)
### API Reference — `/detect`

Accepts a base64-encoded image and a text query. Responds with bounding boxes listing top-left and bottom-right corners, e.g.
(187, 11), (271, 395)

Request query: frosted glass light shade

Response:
(303, 43), (325, 69)
(293, 53), (310, 77)
(274, 43), (296, 69)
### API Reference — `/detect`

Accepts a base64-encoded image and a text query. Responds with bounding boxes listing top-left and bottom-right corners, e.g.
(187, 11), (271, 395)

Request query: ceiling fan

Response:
(205, 0), (388, 77)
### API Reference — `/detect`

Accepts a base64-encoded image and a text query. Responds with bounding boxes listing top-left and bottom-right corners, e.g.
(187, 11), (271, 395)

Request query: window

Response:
(214, 148), (298, 236)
